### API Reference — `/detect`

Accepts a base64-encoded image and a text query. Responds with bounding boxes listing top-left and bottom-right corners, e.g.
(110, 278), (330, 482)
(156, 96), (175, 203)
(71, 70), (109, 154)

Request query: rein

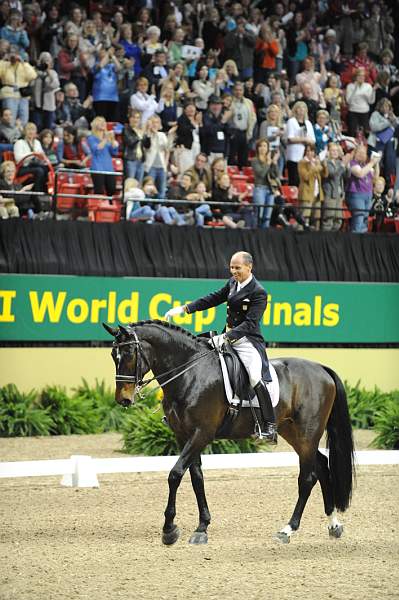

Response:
(114, 333), (215, 400)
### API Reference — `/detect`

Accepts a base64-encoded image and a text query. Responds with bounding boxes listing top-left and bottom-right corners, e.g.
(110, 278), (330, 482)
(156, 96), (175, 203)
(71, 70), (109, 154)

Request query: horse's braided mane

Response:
(129, 319), (199, 342)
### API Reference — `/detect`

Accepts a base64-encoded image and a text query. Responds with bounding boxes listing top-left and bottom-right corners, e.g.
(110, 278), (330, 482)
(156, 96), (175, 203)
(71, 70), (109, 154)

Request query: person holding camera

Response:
(345, 144), (380, 233)
(0, 45), (36, 126)
(87, 116), (119, 198)
(31, 52), (60, 132)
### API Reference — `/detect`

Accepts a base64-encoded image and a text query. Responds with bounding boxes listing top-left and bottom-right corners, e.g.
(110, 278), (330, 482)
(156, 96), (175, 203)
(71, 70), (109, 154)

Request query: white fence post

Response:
(61, 455), (99, 488)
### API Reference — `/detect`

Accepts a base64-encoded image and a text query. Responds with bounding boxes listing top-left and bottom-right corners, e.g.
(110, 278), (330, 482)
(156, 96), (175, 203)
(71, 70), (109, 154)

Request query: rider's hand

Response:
(164, 305), (186, 321)
(209, 333), (227, 351)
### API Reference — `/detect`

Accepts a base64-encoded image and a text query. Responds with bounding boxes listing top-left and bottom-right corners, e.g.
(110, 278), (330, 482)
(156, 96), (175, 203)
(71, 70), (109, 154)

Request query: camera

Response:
(370, 151), (382, 161)
(38, 62), (48, 71)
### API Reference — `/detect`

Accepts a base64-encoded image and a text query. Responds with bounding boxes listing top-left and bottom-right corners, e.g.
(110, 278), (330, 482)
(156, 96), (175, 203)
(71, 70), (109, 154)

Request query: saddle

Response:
(222, 344), (256, 403)
(197, 332), (257, 437)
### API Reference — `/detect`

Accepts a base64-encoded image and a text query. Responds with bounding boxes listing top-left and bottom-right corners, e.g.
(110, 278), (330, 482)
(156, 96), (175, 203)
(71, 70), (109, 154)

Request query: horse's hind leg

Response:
(316, 451), (344, 539)
(162, 430), (211, 546)
(276, 452), (318, 544)
(188, 455), (211, 545)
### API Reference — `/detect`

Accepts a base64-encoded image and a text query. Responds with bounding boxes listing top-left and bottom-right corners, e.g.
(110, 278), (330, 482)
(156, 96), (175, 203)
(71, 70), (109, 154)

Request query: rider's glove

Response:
(209, 333), (227, 352)
(164, 305), (186, 321)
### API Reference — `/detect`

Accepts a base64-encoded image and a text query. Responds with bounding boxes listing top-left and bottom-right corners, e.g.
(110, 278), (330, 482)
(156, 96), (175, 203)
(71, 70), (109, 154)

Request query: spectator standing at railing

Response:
(298, 144), (328, 230)
(321, 143), (352, 231)
(258, 103), (285, 175)
(174, 100), (202, 175)
(252, 138), (280, 229)
(122, 109), (145, 182)
(142, 114), (173, 201)
(87, 116), (119, 198)
(285, 101), (316, 186)
(345, 144), (380, 233)
(0, 45), (36, 126)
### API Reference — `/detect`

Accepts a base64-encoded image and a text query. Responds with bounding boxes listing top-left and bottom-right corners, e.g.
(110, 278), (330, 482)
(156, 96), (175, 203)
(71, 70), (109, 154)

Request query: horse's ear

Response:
(119, 325), (130, 337)
(102, 323), (118, 337)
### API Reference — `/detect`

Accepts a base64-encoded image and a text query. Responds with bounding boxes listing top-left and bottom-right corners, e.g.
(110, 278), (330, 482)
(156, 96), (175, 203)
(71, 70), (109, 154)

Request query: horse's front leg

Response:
(188, 455), (211, 545)
(162, 430), (211, 546)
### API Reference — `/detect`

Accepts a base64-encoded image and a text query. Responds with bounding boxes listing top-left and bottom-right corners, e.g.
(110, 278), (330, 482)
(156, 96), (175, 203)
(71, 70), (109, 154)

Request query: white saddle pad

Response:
(219, 354), (280, 409)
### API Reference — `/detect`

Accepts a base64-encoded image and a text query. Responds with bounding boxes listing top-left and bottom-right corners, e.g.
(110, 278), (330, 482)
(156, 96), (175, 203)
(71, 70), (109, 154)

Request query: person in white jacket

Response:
(345, 68), (375, 137)
(142, 115), (173, 200)
(285, 101), (316, 186)
(130, 76), (159, 127)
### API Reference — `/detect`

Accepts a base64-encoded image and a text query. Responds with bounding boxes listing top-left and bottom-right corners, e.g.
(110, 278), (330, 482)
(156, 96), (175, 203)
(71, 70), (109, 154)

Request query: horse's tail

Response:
(322, 365), (355, 512)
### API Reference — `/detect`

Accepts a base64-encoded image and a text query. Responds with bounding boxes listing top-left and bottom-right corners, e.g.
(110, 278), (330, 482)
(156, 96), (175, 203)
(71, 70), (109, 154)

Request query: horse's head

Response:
(103, 323), (151, 407)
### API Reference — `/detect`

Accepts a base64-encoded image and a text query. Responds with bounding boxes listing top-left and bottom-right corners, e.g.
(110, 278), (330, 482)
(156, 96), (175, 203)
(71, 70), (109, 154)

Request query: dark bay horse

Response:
(103, 320), (355, 545)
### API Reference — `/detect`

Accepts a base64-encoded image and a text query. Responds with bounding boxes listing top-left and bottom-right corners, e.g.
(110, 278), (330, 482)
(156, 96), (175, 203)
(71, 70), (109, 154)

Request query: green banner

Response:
(0, 275), (398, 343)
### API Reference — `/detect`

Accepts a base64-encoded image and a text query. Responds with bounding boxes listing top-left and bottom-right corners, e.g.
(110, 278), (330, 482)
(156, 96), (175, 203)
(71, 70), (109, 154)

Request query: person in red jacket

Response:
(57, 33), (90, 102)
(255, 23), (279, 84)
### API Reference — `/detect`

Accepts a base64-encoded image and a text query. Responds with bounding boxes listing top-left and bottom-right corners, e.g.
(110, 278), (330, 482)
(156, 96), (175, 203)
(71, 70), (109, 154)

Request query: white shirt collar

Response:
(236, 274), (253, 291)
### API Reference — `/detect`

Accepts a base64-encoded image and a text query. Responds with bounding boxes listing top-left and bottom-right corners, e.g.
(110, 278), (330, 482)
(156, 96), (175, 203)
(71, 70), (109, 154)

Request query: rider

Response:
(164, 251), (277, 444)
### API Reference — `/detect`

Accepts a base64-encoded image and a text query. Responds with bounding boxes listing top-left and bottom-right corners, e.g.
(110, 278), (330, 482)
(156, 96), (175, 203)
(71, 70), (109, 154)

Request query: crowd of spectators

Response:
(0, 0), (399, 233)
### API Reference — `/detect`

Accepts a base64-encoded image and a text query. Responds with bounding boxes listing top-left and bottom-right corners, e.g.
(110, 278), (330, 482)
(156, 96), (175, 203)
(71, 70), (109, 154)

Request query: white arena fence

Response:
(0, 450), (398, 488)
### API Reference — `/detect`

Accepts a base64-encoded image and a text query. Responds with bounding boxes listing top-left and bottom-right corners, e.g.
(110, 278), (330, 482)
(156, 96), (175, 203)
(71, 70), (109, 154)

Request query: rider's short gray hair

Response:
(240, 252), (253, 266)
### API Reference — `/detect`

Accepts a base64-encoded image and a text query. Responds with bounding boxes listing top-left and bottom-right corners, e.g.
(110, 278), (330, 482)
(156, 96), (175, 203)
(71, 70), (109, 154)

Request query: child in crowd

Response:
(39, 129), (59, 166)
(370, 176), (394, 232)
(124, 177), (154, 222)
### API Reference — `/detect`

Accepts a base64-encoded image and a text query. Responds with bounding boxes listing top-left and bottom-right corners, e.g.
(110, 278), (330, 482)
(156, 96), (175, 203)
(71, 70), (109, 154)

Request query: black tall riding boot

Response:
(253, 380), (278, 444)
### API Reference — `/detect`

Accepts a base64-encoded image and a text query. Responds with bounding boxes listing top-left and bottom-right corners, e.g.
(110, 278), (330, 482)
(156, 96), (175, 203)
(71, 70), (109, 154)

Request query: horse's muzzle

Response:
(116, 384), (136, 407)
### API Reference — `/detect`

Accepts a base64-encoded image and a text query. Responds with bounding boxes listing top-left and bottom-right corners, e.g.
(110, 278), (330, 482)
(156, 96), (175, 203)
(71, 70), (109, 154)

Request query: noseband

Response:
(113, 330), (149, 393)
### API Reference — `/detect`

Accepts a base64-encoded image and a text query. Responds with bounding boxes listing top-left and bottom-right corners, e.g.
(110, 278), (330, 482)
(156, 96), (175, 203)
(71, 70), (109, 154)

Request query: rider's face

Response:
(230, 256), (252, 283)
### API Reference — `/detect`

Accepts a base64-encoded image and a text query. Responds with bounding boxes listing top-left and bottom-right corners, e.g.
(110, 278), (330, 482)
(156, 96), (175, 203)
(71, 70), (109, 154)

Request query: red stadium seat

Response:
(87, 197), (121, 222)
(227, 165), (240, 176)
(281, 185), (299, 206)
(242, 166), (254, 182)
(56, 183), (82, 214)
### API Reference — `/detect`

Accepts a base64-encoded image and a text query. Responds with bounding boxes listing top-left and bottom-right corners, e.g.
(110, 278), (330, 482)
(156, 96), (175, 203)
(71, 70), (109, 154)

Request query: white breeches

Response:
(231, 336), (262, 388)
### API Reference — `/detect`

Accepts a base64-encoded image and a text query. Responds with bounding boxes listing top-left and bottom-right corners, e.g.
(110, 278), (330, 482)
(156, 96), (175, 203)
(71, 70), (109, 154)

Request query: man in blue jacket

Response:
(165, 251), (277, 443)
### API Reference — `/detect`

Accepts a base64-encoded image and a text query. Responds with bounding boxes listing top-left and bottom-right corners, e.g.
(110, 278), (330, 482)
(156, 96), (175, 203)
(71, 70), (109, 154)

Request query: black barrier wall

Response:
(0, 221), (398, 282)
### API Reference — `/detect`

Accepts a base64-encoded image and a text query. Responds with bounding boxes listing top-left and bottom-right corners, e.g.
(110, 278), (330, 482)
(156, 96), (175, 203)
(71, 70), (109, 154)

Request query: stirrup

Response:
(254, 422), (278, 444)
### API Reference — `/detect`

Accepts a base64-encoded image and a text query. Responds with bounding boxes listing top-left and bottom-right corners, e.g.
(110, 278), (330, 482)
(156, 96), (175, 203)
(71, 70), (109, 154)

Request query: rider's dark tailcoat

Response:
(186, 276), (272, 382)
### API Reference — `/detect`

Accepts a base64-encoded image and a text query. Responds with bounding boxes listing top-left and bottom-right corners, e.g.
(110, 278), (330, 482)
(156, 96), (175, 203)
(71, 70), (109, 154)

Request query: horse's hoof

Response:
(189, 531), (208, 545)
(275, 531), (290, 544)
(329, 524), (343, 539)
(162, 525), (180, 546)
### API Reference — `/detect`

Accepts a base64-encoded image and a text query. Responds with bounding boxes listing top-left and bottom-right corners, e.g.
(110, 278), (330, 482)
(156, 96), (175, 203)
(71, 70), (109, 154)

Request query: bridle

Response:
(113, 329), (215, 402)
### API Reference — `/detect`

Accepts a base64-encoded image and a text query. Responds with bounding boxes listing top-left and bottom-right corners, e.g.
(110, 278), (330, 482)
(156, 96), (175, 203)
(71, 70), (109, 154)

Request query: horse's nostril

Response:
(120, 398), (131, 408)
